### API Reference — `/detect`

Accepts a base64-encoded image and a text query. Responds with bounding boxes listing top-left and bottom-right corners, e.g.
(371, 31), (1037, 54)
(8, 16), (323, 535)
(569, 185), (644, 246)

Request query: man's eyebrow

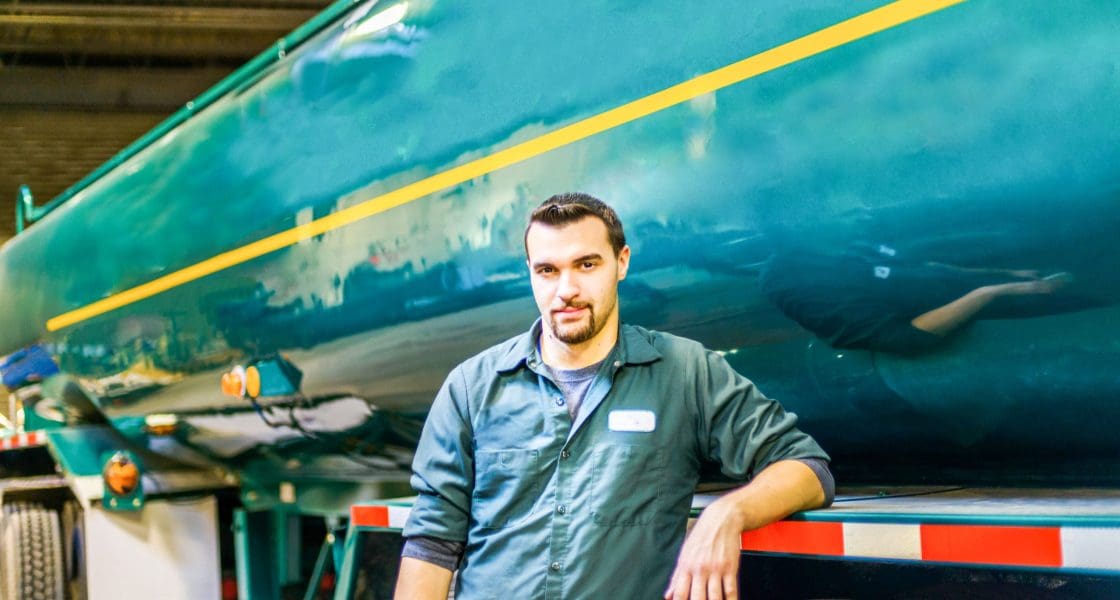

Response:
(530, 259), (556, 270)
(572, 253), (603, 264)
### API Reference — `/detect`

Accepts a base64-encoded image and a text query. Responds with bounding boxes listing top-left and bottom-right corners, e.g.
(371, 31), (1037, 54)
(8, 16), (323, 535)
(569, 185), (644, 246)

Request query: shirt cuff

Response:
(401, 535), (464, 573)
(795, 457), (835, 507)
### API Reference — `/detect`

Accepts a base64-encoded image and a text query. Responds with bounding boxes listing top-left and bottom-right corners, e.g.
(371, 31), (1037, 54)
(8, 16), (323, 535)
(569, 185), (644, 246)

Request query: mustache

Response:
(552, 301), (592, 311)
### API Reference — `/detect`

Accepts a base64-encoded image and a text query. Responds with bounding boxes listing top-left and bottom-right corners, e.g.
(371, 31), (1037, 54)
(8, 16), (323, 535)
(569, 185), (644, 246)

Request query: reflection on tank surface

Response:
(761, 241), (1108, 355)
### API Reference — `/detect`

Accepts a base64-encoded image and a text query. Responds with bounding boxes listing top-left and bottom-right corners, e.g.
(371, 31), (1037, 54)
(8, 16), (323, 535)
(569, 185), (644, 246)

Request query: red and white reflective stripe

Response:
(350, 504), (412, 529)
(0, 430), (44, 450)
(740, 521), (1120, 571)
(347, 502), (1120, 573)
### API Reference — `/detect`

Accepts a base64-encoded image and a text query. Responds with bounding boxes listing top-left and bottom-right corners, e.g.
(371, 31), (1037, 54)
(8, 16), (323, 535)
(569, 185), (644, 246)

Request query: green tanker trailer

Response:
(2, 0), (1120, 597)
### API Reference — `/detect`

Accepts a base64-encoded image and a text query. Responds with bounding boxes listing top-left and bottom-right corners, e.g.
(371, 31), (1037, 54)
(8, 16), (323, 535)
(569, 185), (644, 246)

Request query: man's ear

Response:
(616, 245), (631, 281)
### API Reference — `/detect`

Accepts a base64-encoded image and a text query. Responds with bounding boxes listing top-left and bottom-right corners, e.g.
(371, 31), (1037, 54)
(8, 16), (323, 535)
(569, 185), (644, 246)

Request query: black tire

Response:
(1, 503), (65, 600)
(60, 501), (85, 600)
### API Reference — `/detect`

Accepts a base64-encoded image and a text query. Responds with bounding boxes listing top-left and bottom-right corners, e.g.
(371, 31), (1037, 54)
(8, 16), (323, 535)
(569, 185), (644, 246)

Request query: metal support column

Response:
(234, 509), (280, 600)
(275, 510), (302, 588)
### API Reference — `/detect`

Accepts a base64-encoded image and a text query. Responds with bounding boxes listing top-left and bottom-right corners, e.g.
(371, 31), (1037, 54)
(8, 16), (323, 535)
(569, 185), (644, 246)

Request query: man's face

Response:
(526, 217), (630, 346)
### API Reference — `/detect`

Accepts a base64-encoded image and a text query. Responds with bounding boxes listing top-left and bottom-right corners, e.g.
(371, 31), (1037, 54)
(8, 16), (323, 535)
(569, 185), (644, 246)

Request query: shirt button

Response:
(554, 396), (564, 406)
(560, 450), (570, 460)
(550, 561), (562, 572)
(613, 360), (622, 368)
(557, 504), (568, 514)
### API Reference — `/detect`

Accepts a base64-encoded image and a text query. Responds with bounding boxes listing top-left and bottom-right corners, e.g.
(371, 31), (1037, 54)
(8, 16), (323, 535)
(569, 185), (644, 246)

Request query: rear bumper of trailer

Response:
(334, 487), (1120, 598)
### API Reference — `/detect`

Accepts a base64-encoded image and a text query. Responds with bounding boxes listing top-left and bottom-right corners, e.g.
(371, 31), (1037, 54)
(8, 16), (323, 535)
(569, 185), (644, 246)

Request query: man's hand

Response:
(663, 497), (746, 600)
(664, 460), (827, 600)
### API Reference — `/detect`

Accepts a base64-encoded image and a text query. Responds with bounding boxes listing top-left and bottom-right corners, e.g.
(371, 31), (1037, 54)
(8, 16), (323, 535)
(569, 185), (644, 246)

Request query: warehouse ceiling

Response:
(0, 0), (333, 241)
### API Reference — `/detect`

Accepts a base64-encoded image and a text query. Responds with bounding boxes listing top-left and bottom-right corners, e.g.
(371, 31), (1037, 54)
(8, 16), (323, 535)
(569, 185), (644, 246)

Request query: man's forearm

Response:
(394, 557), (453, 600)
(715, 459), (827, 531)
(664, 459), (828, 599)
(910, 286), (997, 336)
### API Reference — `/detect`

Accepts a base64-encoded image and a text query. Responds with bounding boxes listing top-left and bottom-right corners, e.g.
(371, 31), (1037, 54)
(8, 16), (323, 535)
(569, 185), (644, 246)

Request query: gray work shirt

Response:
(403, 321), (830, 599)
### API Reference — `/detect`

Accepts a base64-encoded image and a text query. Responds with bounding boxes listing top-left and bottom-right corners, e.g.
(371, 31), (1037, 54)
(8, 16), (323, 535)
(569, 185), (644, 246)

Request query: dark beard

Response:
(550, 304), (597, 344)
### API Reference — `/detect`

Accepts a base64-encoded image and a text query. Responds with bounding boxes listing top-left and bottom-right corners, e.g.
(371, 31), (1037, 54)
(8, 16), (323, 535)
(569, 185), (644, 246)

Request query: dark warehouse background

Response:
(0, 0), (332, 241)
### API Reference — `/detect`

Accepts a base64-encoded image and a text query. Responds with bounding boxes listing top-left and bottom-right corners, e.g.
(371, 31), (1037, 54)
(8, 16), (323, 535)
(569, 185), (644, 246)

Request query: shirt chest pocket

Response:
(590, 444), (665, 527)
(472, 449), (542, 529)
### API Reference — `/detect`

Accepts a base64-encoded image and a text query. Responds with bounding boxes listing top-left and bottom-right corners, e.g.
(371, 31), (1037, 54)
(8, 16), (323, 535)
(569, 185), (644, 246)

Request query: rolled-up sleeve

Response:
(698, 349), (830, 482)
(402, 366), (474, 542)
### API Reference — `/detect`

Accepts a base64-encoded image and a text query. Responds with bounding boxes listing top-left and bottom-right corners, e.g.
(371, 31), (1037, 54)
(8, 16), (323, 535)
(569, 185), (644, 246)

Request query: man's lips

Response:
(553, 306), (589, 316)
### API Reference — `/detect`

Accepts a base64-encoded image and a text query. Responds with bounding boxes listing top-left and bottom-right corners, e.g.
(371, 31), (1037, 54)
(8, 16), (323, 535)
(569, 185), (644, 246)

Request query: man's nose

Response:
(557, 271), (580, 300)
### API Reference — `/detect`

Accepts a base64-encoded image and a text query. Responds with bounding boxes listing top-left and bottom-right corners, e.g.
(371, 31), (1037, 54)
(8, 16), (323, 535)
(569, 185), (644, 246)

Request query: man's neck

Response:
(540, 318), (619, 371)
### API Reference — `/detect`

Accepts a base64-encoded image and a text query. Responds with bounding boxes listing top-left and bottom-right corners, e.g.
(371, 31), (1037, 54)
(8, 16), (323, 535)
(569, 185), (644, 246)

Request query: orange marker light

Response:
(245, 366), (261, 398)
(103, 453), (140, 496)
(221, 366), (247, 397)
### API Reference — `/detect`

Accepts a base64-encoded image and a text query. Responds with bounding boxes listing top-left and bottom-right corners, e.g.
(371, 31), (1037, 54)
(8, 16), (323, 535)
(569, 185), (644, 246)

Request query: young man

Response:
(396, 193), (833, 600)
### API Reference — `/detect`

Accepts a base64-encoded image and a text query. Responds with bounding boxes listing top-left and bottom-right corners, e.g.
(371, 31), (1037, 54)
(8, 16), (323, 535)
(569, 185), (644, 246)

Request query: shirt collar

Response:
(496, 319), (661, 374)
(618, 323), (661, 365)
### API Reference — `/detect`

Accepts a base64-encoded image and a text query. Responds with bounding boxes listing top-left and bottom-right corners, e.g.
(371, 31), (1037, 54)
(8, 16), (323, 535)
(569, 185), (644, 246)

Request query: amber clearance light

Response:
(220, 365), (261, 398)
(143, 414), (178, 436)
(103, 452), (140, 497)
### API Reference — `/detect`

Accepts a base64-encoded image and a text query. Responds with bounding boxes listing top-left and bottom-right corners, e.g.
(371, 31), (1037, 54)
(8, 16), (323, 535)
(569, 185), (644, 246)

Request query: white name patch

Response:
(608, 410), (656, 433)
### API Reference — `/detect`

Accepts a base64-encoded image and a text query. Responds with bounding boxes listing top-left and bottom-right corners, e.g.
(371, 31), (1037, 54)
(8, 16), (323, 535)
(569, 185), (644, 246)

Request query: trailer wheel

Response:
(1, 503), (66, 600)
(61, 501), (86, 600)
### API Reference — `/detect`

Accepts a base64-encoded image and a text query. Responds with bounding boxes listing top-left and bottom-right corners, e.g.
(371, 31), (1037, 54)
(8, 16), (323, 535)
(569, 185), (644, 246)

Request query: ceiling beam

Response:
(0, 3), (324, 60)
(0, 5), (320, 31)
(0, 66), (235, 110)
(1, 27), (285, 59)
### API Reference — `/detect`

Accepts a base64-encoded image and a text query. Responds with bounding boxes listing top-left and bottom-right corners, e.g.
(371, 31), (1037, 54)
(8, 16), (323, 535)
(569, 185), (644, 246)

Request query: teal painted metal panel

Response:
(45, 426), (140, 477)
(234, 509), (282, 600)
(0, 0), (1117, 492)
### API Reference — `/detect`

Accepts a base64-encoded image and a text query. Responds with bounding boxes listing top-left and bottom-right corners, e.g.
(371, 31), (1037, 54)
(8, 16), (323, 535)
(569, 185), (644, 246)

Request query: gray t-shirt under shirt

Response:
(545, 358), (605, 419)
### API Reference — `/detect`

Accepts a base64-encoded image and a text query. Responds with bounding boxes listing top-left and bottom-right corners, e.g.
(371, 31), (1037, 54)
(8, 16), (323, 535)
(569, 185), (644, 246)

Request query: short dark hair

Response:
(524, 193), (627, 257)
